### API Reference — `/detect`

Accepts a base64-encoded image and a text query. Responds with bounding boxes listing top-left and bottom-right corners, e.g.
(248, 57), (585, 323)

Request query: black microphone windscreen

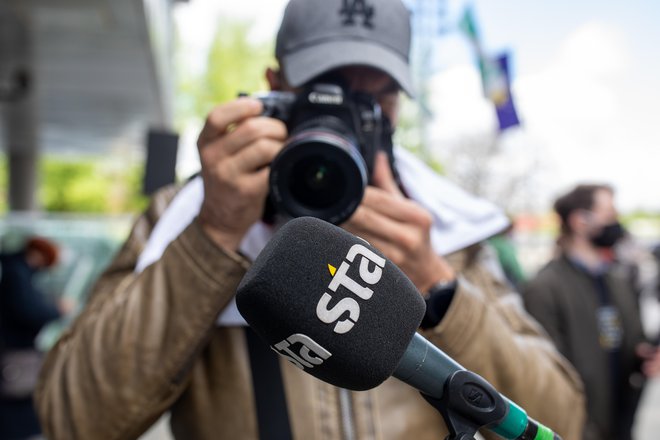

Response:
(237, 217), (425, 390)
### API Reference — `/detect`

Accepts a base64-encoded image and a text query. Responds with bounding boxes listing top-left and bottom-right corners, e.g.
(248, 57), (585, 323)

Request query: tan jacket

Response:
(35, 186), (585, 440)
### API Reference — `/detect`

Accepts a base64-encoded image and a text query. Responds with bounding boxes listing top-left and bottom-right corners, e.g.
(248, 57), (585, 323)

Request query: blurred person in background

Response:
(34, 1), (585, 439)
(0, 236), (75, 440)
(523, 184), (660, 440)
(488, 221), (526, 290)
(654, 245), (660, 309)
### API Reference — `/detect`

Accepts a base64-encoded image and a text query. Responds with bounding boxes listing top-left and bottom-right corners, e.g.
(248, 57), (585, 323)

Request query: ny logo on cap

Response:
(339, 0), (375, 28)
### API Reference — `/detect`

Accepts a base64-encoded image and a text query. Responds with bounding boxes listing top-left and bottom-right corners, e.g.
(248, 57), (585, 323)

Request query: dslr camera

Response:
(253, 78), (395, 225)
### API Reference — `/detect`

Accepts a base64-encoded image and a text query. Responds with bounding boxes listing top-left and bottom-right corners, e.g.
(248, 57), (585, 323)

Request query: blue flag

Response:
(492, 53), (520, 131)
(457, 7), (520, 131)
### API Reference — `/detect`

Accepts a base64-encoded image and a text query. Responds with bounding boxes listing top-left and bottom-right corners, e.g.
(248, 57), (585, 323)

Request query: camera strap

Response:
(245, 327), (293, 440)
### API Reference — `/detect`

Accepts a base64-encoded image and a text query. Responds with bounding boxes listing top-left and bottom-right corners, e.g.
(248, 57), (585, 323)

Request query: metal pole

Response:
(1, 4), (38, 211)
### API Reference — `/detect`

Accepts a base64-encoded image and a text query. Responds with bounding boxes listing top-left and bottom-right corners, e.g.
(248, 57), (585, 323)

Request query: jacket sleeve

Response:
(34, 187), (251, 440)
(422, 256), (585, 440)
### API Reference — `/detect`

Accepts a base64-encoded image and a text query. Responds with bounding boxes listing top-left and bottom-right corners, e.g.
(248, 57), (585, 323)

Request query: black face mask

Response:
(590, 222), (625, 248)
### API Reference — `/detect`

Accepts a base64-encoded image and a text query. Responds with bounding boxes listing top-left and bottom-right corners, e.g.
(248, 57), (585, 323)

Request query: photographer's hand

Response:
(343, 152), (455, 293)
(197, 98), (287, 251)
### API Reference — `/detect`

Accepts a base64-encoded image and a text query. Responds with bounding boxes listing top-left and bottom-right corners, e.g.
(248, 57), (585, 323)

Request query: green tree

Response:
(175, 18), (274, 127)
(39, 157), (147, 213)
(395, 95), (444, 174)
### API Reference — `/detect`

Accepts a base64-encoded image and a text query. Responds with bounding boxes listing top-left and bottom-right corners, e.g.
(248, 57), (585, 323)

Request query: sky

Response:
(173, 0), (660, 214)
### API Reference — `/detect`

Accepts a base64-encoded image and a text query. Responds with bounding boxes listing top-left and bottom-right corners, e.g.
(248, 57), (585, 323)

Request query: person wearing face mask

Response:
(523, 184), (660, 440)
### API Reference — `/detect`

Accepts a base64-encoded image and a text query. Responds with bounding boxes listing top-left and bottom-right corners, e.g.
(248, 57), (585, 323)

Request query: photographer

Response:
(35, 1), (585, 439)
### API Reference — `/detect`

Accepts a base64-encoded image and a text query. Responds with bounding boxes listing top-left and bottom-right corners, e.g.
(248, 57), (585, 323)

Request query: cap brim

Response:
(281, 39), (415, 98)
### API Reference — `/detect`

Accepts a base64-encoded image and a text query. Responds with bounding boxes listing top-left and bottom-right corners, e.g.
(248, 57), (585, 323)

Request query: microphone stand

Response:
(421, 370), (559, 440)
(421, 370), (508, 440)
(397, 333), (561, 440)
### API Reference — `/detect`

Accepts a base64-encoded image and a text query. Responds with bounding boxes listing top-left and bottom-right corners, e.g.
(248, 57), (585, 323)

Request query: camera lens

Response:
(269, 118), (368, 225)
(290, 156), (346, 209)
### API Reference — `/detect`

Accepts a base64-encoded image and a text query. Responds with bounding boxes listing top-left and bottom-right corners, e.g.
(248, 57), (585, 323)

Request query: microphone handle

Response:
(394, 333), (562, 440)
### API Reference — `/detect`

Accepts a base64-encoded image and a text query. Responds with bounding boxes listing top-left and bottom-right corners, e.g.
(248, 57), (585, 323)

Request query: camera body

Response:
(257, 80), (388, 225)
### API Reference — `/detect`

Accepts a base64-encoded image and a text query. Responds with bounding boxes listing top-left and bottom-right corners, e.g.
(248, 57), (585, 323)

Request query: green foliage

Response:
(621, 211), (660, 240)
(203, 20), (274, 108)
(175, 19), (275, 127)
(395, 95), (445, 174)
(41, 160), (103, 212)
(622, 211), (660, 223)
(38, 157), (148, 213)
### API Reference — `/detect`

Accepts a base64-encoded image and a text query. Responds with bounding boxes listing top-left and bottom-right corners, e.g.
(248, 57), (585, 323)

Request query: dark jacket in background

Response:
(0, 252), (61, 440)
(523, 255), (646, 440)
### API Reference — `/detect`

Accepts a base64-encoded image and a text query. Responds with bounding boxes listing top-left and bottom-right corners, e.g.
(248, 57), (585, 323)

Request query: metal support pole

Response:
(1, 4), (38, 211)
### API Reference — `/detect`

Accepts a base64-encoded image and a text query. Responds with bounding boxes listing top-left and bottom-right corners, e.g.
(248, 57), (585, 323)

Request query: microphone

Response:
(236, 217), (561, 440)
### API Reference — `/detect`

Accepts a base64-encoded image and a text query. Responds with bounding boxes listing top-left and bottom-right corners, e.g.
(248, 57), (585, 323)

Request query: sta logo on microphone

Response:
(272, 333), (331, 370)
(316, 243), (385, 334)
(271, 243), (383, 371)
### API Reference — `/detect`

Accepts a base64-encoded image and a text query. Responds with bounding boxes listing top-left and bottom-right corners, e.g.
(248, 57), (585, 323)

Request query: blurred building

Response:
(0, 0), (185, 211)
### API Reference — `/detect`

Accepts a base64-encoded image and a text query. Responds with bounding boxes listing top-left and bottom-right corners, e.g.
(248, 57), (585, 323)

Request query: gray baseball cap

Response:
(275, 0), (414, 97)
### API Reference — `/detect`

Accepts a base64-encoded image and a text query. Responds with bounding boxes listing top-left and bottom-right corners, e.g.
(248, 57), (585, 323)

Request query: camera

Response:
(254, 79), (391, 225)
